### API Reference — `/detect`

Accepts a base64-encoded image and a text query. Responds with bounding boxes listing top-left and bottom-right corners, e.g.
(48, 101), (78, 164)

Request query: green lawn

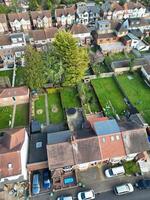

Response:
(0, 106), (13, 129)
(79, 83), (100, 114)
(117, 72), (150, 124)
(47, 92), (64, 124)
(14, 104), (29, 127)
(60, 87), (81, 109)
(34, 95), (46, 124)
(15, 68), (25, 86)
(91, 78), (127, 116)
(0, 70), (13, 83)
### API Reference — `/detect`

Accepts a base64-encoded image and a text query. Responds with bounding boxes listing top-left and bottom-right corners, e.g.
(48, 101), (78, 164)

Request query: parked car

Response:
(43, 170), (51, 189)
(114, 183), (134, 196)
(32, 173), (40, 195)
(135, 179), (150, 189)
(78, 190), (95, 200)
(105, 166), (125, 178)
(57, 195), (73, 200)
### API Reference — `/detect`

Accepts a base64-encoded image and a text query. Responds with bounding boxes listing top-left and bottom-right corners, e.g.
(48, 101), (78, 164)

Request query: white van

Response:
(114, 183), (134, 195)
(105, 166), (125, 178)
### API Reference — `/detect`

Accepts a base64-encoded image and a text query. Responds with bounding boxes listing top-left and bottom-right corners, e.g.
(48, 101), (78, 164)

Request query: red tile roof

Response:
(0, 128), (25, 178)
(87, 114), (108, 128)
(56, 5), (76, 17)
(70, 24), (90, 35)
(8, 12), (30, 21)
(98, 133), (126, 160)
(30, 10), (51, 19)
(0, 86), (29, 98)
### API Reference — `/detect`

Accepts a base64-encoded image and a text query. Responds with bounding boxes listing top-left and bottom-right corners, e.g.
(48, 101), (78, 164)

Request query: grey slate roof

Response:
(47, 130), (72, 145)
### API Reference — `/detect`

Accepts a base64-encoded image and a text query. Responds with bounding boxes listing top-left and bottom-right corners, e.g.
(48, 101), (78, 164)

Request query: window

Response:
(116, 135), (120, 140)
(111, 136), (115, 142)
(102, 137), (106, 143)
(36, 141), (42, 148)
(8, 163), (13, 169)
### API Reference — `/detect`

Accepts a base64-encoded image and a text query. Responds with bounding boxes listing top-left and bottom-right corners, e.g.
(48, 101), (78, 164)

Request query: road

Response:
(96, 189), (150, 200)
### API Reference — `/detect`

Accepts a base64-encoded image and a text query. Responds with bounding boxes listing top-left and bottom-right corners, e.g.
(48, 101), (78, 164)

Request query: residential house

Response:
(93, 119), (126, 163)
(70, 24), (91, 45)
(75, 2), (100, 25)
(127, 32), (149, 51)
(30, 10), (52, 29)
(75, 2), (89, 25)
(141, 65), (150, 83)
(92, 31), (128, 53)
(96, 20), (111, 34)
(55, 5), (76, 26)
(122, 18), (150, 33)
(29, 27), (58, 50)
(45, 115), (150, 191)
(123, 2), (146, 19)
(27, 132), (48, 175)
(0, 14), (8, 33)
(122, 128), (150, 161)
(101, 0), (146, 20)
(0, 33), (26, 69)
(94, 32), (118, 45)
(101, 1), (124, 20)
(87, 2), (100, 24)
(0, 86), (29, 106)
(8, 12), (31, 32)
(0, 128), (28, 183)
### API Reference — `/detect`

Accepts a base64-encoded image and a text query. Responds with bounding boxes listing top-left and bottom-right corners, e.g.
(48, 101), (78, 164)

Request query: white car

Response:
(57, 196), (73, 200)
(78, 190), (95, 200)
(105, 166), (125, 178)
(114, 183), (134, 195)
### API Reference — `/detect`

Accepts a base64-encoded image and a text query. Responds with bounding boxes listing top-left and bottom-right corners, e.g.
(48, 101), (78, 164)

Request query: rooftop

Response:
(28, 132), (47, 163)
(0, 128), (26, 178)
(98, 133), (126, 160)
(70, 24), (90, 35)
(73, 137), (101, 164)
(30, 10), (51, 19)
(55, 5), (76, 17)
(93, 119), (120, 136)
(47, 142), (75, 169)
(122, 128), (150, 155)
(0, 86), (29, 98)
(47, 130), (72, 145)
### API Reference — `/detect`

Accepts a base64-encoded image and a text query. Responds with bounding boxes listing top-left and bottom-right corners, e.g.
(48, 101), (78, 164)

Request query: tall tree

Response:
(42, 47), (64, 85)
(52, 30), (89, 86)
(24, 46), (48, 89)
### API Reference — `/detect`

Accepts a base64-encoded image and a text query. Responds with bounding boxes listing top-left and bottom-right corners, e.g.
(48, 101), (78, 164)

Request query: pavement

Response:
(30, 165), (150, 200)
(95, 189), (150, 200)
(45, 93), (50, 126)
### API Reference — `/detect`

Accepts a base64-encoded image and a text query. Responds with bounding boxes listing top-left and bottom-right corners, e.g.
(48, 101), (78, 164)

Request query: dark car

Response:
(43, 170), (51, 189)
(135, 179), (150, 189)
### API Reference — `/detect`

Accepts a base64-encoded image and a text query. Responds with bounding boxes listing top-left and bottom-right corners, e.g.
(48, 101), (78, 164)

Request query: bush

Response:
(123, 161), (140, 175)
